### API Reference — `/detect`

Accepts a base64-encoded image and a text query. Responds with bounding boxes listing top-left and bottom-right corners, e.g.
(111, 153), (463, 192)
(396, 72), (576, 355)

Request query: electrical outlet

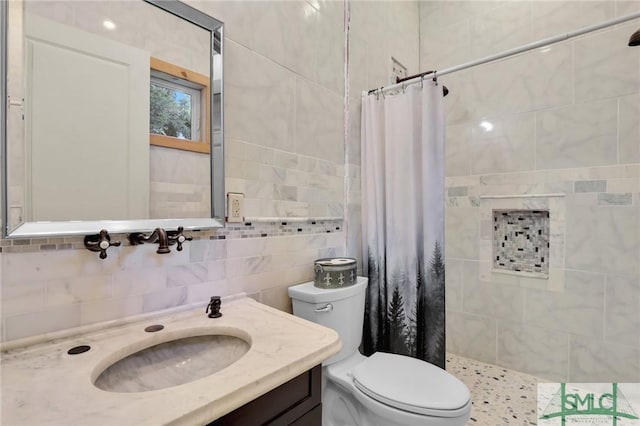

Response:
(227, 192), (244, 223)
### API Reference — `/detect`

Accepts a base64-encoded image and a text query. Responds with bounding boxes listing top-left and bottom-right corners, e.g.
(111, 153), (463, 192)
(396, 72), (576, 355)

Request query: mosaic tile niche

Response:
(493, 210), (550, 277)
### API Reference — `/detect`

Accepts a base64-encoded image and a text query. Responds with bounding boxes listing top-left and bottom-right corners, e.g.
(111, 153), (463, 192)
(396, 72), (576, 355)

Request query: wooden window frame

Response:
(149, 57), (210, 154)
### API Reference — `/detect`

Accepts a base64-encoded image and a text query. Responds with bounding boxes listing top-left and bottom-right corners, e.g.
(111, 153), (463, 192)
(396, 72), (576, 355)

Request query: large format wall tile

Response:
(387, 1), (420, 74)
(252, 1), (317, 82)
(188, 0), (256, 49)
(469, 1), (533, 60)
(348, 32), (368, 99)
(445, 259), (464, 311)
(420, 20), (469, 71)
(447, 310), (497, 364)
(524, 270), (605, 338)
(225, 40), (295, 153)
(616, 0), (640, 16)
(605, 274), (640, 346)
(569, 336), (640, 382)
(565, 199), (639, 276)
(461, 261), (524, 321)
(295, 78), (344, 164)
(347, 99), (362, 166)
(2, 250), (101, 284)
(469, 112), (536, 174)
(4, 304), (81, 341)
(442, 72), (476, 126)
(532, 1), (614, 40)
(468, 42), (573, 118)
(112, 267), (167, 298)
(536, 99), (618, 169)
(619, 93), (640, 164)
(574, 23), (640, 103)
(45, 275), (112, 307)
(1, 281), (45, 318)
(189, 239), (227, 263)
(142, 286), (188, 313)
(350, 1), (387, 89)
(80, 295), (142, 326)
(497, 322), (569, 381)
(316, 0), (344, 95)
(445, 121), (472, 176)
(420, 1), (493, 31)
(445, 207), (479, 259)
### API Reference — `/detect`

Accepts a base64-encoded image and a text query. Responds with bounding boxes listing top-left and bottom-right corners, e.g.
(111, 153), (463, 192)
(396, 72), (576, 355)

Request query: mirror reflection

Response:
(4, 0), (223, 236)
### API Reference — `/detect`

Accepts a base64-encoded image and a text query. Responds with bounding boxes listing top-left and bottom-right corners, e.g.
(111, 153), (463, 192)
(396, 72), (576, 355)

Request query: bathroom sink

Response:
(94, 334), (250, 393)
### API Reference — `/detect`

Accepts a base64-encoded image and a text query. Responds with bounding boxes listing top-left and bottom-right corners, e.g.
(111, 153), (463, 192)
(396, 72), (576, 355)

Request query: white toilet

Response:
(289, 277), (471, 426)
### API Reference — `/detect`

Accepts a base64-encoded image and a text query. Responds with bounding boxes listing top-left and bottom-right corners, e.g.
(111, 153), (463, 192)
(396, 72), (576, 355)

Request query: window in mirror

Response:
(150, 78), (199, 141)
(149, 57), (210, 154)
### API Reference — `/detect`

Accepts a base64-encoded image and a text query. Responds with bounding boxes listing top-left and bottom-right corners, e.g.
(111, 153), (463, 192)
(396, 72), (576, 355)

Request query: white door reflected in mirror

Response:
(2, 0), (225, 237)
(26, 16), (150, 221)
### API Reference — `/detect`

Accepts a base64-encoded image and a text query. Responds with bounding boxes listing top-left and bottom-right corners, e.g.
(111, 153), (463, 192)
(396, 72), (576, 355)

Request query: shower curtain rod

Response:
(366, 11), (640, 96)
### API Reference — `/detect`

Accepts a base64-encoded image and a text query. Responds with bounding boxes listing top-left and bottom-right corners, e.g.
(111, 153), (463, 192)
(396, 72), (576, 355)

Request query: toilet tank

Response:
(288, 277), (368, 365)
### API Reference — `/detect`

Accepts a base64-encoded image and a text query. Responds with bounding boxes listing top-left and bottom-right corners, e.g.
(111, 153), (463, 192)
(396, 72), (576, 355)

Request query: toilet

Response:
(288, 277), (471, 426)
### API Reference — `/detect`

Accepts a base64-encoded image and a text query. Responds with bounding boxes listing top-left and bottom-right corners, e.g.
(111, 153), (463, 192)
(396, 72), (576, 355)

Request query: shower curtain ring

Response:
(402, 82), (406, 93)
(432, 71), (438, 86)
(375, 89), (380, 100)
(420, 75), (424, 88)
(381, 87), (385, 99)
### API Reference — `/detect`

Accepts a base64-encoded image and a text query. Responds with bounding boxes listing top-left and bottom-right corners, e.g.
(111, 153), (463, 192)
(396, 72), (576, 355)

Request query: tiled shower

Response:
(422, 1), (639, 382)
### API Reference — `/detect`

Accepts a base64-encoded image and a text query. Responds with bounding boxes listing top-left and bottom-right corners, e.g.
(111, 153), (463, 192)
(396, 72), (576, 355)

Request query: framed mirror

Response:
(1, 0), (225, 238)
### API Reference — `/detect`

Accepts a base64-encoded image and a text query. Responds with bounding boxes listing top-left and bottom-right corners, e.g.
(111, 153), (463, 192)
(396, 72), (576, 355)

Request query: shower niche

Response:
(492, 210), (550, 278)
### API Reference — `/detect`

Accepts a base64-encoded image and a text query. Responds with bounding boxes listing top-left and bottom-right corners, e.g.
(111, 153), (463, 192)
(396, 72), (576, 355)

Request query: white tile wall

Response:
(497, 321), (570, 380)
(345, 0), (420, 270)
(1, 0), (394, 342)
(1, 223), (346, 341)
(423, 0), (640, 382)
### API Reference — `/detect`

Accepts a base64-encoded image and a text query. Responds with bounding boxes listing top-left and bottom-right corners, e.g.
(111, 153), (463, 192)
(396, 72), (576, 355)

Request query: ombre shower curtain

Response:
(361, 80), (446, 368)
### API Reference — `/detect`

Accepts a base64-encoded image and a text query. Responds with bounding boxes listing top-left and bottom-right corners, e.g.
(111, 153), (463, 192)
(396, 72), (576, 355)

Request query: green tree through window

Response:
(150, 83), (192, 140)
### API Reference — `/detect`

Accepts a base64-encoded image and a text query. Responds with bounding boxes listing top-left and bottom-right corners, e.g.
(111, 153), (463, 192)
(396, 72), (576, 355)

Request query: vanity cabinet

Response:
(209, 365), (322, 426)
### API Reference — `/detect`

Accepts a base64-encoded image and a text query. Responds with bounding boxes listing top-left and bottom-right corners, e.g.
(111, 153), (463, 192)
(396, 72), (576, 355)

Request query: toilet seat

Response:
(351, 352), (471, 417)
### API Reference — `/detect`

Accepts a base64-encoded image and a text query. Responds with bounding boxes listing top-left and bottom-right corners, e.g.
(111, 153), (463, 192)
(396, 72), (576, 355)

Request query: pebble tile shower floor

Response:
(447, 353), (540, 425)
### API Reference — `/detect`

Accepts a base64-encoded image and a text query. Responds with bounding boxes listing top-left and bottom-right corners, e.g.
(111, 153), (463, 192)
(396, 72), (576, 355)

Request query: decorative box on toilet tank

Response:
(313, 258), (357, 289)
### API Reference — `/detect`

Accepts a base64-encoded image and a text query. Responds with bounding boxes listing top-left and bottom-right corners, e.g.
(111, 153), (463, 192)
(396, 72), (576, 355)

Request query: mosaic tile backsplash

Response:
(493, 210), (550, 277)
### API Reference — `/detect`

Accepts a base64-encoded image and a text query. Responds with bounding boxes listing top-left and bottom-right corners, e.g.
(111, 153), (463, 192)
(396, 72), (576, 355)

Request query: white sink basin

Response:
(1, 297), (340, 425)
(94, 334), (250, 393)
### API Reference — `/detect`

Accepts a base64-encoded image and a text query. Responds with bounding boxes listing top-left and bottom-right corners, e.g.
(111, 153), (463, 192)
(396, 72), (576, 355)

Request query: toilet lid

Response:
(351, 352), (470, 417)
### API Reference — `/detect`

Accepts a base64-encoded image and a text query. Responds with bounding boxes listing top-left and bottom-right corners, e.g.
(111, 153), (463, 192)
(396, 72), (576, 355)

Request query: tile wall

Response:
(0, 1), (420, 342)
(345, 1), (420, 273)
(420, 0), (640, 382)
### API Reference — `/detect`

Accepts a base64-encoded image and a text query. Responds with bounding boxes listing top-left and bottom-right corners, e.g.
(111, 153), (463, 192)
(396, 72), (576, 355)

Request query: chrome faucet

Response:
(128, 228), (170, 254)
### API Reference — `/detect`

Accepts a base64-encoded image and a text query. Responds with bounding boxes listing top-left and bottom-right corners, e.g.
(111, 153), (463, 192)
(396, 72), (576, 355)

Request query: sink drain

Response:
(144, 324), (164, 332)
(67, 345), (91, 355)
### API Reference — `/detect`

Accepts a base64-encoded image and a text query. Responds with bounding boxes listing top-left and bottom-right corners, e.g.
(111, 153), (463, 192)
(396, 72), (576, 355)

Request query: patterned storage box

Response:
(313, 258), (357, 289)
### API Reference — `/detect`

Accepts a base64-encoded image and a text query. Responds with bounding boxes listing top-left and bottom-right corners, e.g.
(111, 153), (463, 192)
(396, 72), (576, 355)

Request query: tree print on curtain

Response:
(362, 242), (445, 368)
(361, 81), (446, 368)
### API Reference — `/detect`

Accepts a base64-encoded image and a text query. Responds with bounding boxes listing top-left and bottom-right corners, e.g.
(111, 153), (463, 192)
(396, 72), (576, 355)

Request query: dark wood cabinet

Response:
(208, 365), (322, 426)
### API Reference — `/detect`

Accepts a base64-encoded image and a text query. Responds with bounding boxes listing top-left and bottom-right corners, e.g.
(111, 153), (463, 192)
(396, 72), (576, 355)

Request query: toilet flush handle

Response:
(314, 303), (333, 313)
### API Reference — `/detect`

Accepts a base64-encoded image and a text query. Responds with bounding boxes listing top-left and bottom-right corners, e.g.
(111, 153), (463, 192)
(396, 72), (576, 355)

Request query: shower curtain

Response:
(361, 80), (446, 368)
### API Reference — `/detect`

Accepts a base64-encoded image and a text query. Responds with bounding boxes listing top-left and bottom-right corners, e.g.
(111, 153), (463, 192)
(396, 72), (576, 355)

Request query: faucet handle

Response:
(167, 226), (192, 252)
(84, 229), (121, 259)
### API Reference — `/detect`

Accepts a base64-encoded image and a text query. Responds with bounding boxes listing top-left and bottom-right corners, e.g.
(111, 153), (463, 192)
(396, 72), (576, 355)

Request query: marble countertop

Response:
(1, 297), (341, 425)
